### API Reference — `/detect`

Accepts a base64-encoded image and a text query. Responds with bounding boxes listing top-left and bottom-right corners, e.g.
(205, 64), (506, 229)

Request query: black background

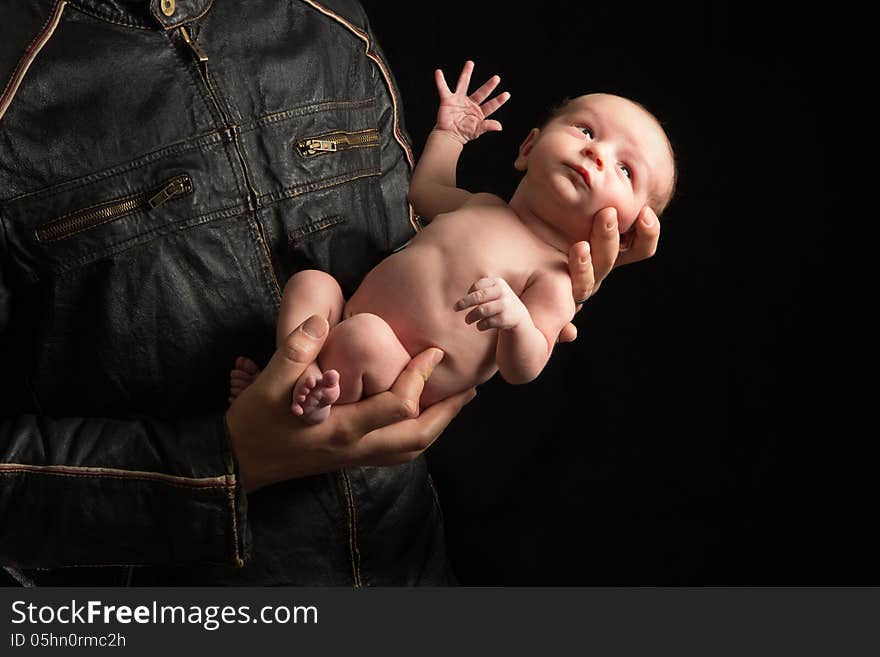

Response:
(1, 2), (861, 588)
(360, 2), (868, 584)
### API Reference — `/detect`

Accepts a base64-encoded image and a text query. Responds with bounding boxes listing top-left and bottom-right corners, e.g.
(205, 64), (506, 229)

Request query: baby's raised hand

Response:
(455, 277), (527, 331)
(434, 60), (510, 144)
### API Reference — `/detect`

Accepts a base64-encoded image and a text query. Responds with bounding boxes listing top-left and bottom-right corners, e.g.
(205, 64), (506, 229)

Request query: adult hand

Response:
(558, 205), (660, 343)
(225, 315), (476, 492)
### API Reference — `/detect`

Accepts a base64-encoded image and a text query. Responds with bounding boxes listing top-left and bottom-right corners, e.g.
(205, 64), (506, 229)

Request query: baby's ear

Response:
(514, 128), (541, 171)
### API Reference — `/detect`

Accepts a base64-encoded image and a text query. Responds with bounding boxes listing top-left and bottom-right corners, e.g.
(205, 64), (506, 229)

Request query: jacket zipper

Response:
(296, 129), (380, 157)
(179, 26), (281, 296)
(36, 175), (193, 243)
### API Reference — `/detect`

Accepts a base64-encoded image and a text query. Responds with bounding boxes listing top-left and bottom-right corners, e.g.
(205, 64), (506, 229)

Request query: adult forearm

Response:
(0, 414), (247, 569)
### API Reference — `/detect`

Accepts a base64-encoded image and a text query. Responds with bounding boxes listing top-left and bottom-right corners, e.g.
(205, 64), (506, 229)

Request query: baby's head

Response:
(514, 93), (676, 245)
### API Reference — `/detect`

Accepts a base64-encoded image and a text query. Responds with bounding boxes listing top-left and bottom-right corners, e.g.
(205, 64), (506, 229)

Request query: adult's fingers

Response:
(334, 347), (445, 439)
(558, 322), (578, 343)
(356, 387), (477, 463)
(589, 207), (620, 293)
(614, 206), (660, 268)
(257, 315), (328, 401)
(568, 240), (594, 308)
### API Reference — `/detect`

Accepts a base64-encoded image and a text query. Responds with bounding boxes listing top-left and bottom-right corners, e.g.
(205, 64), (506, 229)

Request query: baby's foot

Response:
(292, 366), (341, 425)
(229, 356), (261, 404)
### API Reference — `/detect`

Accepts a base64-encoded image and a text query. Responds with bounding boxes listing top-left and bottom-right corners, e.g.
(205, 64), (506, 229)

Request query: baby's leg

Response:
(318, 313), (412, 404)
(229, 270), (345, 423)
(278, 270), (346, 423)
(276, 269), (345, 347)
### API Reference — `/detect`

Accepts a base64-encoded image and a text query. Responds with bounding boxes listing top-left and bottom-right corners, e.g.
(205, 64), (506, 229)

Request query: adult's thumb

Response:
(260, 315), (329, 398)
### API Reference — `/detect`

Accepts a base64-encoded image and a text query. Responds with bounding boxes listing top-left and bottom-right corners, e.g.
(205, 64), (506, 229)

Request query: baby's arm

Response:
(455, 272), (575, 384)
(408, 61), (510, 221)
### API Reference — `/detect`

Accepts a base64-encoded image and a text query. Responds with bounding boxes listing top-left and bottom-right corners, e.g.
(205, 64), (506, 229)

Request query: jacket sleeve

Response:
(0, 252), (249, 570)
(0, 414), (250, 569)
(361, 8), (420, 247)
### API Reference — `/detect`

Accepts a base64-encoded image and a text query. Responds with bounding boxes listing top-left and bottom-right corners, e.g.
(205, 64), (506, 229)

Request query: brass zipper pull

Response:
(296, 130), (380, 158)
(148, 176), (193, 208)
(36, 175), (194, 243)
(179, 26), (208, 62)
(297, 138), (339, 157)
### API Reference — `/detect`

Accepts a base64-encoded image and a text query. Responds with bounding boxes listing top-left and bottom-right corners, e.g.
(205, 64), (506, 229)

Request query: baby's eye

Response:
(578, 126), (593, 139)
(619, 164), (632, 180)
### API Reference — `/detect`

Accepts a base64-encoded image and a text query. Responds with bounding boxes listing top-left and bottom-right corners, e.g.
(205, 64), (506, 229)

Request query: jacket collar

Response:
(68, 0), (213, 30)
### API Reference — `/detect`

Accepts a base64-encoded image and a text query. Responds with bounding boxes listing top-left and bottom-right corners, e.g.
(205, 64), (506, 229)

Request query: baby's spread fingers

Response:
(469, 74), (501, 104)
(454, 60), (475, 94)
(434, 68), (451, 97)
(479, 92), (510, 119)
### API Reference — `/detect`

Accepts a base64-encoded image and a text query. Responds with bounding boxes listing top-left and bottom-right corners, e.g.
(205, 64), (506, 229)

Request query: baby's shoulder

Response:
(435, 193), (515, 227)
(461, 192), (507, 209)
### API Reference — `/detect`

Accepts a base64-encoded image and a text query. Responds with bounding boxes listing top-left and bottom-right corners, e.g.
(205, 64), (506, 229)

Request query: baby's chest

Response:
(427, 215), (548, 293)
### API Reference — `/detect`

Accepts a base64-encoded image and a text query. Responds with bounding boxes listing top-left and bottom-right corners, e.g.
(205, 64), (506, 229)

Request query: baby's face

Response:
(517, 94), (673, 243)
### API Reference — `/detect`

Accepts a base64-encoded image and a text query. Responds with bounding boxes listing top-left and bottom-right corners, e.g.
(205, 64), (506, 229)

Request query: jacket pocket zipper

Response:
(36, 175), (194, 243)
(296, 129), (380, 158)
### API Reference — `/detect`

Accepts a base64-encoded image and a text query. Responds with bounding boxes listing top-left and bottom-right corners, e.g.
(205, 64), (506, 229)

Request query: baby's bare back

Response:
(344, 201), (567, 405)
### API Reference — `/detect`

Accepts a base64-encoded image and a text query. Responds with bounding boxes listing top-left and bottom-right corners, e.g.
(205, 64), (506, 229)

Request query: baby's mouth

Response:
(568, 164), (591, 188)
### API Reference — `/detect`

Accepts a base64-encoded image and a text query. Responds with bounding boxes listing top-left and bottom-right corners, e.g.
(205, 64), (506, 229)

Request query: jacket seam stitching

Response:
(66, 1), (153, 30)
(299, 0), (418, 236)
(0, 463), (234, 489)
(259, 168), (380, 207)
(300, 1), (413, 166)
(2, 133), (224, 204)
(0, 0), (67, 122)
(288, 214), (345, 244)
(226, 483), (243, 567)
(166, 31), (251, 208)
(49, 204), (248, 275)
(0, 207), (8, 260)
(248, 98), (377, 131)
(339, 470), (362, 587)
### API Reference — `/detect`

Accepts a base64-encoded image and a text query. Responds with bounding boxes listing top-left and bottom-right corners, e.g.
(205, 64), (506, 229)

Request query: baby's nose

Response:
(584, 147), (604, 170)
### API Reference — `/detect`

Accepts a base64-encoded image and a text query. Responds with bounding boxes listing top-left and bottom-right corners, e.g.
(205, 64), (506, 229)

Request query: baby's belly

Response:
(344, 247), (498, 405)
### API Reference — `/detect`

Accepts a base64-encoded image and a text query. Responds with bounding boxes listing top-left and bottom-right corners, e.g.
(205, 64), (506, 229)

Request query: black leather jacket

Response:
(0, 0), (453, 585)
